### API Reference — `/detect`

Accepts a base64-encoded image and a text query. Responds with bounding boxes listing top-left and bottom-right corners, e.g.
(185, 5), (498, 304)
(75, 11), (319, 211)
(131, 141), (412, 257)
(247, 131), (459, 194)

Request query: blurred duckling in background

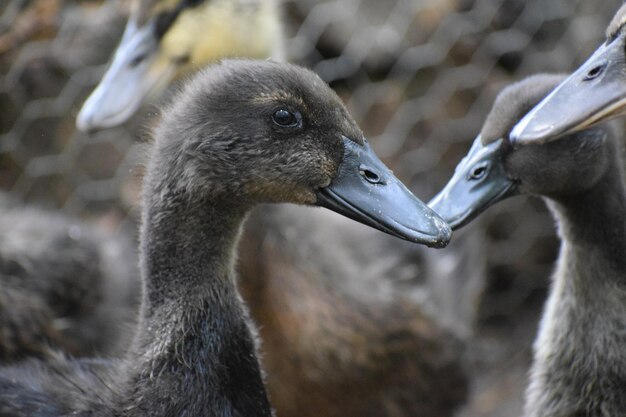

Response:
(76, 0), (284, 131)
(0, 194), (138, 361)
(239, 206), (472, 417)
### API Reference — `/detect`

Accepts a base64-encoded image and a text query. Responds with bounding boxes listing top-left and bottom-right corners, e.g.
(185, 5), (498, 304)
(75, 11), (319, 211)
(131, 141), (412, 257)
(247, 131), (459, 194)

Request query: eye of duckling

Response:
(129, 52), (148, 68)
(272, 109), (302, 128)
(468, 162), (489, 180)
(583, 63), (607, 81)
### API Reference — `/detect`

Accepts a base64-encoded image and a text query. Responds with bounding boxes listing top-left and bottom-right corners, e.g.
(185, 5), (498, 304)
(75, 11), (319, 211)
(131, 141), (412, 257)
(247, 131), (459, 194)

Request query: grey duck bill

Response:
(428, 137), (517, 230)
(317, 136), (452, 248)
(511, 31), (626, 146)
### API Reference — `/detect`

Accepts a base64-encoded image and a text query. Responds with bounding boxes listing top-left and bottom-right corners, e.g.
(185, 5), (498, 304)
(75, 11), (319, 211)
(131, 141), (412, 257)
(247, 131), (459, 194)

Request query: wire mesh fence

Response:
(0, 0), (621, 415)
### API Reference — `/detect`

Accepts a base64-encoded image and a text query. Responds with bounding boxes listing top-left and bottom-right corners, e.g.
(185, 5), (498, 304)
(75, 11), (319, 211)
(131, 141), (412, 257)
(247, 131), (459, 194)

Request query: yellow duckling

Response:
(77, 0), (284, 131)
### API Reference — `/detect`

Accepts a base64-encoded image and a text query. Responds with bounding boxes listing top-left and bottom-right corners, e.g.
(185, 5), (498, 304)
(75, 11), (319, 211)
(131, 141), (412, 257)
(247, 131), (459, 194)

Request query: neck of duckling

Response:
(122, 189), (272, 416)
(141, 195), (246, 306)
(547, 152), (626, 293)
(524, 147), (626, 417)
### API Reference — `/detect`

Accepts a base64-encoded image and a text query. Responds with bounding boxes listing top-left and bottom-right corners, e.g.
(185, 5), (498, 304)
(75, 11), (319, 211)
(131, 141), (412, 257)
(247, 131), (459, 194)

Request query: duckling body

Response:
(0, 60), (448, 416)
(526, 169), (626, 416)
(241, 206), (471, 417)
(0, 194), (138, 361)
(430, 74), (626, 417)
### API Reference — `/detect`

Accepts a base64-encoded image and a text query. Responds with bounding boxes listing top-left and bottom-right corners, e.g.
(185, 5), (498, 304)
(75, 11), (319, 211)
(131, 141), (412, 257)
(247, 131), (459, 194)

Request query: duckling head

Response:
(77, 0), (284, 132)
(146, 60), (451, 247)
(430, 74), (615, 229)
(511, 2), (626, 145)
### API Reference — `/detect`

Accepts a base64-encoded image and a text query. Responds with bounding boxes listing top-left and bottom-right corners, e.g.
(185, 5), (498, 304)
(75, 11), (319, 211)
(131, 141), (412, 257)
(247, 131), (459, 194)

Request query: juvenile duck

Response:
(77, 0), (284, 131)
(511, 3), (626, 145)
(70, 1), (472, 414)
(429, 74), (626, 417)
(0, 59), (451, 416)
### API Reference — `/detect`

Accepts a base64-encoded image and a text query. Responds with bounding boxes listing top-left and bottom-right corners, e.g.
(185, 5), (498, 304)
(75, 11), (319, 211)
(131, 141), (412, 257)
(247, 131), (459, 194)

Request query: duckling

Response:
(0, 193), (139, 361)
(511, 3), (626, 145)
(76, 0), (284, 131)
(0, 60), (451, 416)
(73, 1), (474, 414)
(430, 74), (626, 417)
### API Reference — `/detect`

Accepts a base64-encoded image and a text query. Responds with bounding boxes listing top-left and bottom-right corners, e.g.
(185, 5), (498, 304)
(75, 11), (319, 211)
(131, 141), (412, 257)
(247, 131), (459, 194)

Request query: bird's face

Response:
(506, 127), (610, 198)
(428, 137), (516, 230)
(430, 75), (613, 230)
(77, 0), (282, 132)
(511, 4), (626, 145)
(430, 127), (611, 230)
(154, 60), (452, 246)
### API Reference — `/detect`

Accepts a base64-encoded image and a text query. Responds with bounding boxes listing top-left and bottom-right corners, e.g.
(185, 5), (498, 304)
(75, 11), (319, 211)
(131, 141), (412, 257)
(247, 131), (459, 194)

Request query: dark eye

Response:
(469, 163), (488, 180)
(272, 109), (300, 128)
(584, 63), (606, 81)
(129, 52), (148, 68)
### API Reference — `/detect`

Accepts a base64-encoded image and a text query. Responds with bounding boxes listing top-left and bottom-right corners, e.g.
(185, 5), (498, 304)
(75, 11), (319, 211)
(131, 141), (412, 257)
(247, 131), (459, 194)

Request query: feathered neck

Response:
(116, 165), (272, 417)
(547, 148), (626, 289)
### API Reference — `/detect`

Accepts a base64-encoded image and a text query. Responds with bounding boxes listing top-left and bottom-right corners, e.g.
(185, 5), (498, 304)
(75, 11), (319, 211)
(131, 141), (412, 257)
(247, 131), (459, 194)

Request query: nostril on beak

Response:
(584, 63), (607, 81)
(359, 165), (382, 184)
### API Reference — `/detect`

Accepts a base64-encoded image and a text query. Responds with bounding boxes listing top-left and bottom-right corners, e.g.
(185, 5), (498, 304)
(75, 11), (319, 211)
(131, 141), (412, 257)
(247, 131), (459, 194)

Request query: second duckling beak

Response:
(428, 138), (517, 230)
(76, 22), (176, 132)
(316, 137), (452, 248)
(511, 32), (626, 146)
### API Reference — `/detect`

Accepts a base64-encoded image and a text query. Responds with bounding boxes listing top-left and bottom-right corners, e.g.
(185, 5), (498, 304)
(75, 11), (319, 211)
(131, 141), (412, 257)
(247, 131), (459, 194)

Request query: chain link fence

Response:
(0, 0), (621, 415)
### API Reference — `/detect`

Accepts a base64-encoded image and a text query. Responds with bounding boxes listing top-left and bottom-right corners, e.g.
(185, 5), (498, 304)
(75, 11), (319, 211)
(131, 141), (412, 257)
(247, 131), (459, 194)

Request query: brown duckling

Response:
(0, 59), (450, 416)
(240, 205), (471, 417)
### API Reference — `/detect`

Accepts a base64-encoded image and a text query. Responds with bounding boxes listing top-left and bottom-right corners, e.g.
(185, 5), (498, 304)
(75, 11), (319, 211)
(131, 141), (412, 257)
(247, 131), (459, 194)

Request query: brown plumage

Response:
(240, 206), (470, 417)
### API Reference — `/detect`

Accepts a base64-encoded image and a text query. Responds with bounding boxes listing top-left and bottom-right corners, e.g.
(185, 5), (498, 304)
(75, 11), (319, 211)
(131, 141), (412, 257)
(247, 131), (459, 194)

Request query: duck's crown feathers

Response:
(480, 74), (566, 145)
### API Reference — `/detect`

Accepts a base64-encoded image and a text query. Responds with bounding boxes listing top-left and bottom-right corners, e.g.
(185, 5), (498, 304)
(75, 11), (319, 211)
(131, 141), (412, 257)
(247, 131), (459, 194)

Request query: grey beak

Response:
(429, 137), (517, 230)
(76, 21), (176, 132)
(511, 32), (626, 146)
(317, 137), (452, 248)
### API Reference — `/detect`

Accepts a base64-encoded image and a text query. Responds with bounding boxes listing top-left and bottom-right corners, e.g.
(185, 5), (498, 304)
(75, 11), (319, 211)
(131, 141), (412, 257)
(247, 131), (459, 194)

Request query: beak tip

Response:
(509, 125), (553, 148)
(510, 112), (554, 147)
(76, 104), (117, 133)
(508, 125), (527, 148)
(76, 119), (90, 134)
(76, 107), (96, 133)
(419, 218), (452, 248)
(435, 230), (452, 248)
(426, 234), (451, 248)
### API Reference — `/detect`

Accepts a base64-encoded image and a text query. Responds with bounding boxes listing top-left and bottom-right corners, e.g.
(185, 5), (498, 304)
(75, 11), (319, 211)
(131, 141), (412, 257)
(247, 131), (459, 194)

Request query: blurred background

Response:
(0, 0), (621, 416)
